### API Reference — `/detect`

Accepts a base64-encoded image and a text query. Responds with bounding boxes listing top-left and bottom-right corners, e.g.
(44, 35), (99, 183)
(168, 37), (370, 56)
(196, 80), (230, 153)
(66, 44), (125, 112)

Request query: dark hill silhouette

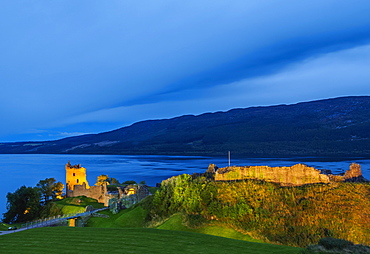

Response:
(1, 96), (370, 156)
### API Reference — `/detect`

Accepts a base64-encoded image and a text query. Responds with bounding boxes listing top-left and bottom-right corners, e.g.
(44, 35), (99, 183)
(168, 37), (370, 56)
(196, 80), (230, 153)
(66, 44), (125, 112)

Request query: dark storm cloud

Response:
(1, 1), (370, 141)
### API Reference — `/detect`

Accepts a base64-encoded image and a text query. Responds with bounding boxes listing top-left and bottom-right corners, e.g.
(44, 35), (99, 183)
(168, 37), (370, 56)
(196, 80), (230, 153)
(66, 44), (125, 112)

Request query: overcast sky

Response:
(1, 1), (370, 142)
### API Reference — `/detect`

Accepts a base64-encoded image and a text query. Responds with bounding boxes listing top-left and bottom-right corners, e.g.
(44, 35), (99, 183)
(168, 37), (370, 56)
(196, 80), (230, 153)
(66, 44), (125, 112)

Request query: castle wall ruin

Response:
(67, 182), (110, 205)
(65, 161), (90, 191)
(214, 163), (364, 186)
(65, 162), (151, 206)
(65, 162), (110, 205)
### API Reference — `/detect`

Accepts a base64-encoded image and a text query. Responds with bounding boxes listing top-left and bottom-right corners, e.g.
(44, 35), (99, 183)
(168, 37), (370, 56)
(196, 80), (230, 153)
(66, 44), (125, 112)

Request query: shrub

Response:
(318, 237), (354, 250)
(122, 180), (137, 184)
(107, 185), (120, 192)
(304, 239), (370, 253)
(183, 214), (207, 228)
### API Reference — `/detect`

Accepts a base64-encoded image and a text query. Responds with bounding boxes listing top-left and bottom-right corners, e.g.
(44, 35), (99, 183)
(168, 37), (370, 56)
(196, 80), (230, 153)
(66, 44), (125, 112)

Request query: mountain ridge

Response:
(1, 96), (370, 157)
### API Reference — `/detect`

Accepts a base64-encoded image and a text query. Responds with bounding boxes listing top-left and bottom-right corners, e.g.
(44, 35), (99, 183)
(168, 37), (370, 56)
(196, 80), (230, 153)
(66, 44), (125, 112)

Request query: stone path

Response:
(0, 227), (28, 235)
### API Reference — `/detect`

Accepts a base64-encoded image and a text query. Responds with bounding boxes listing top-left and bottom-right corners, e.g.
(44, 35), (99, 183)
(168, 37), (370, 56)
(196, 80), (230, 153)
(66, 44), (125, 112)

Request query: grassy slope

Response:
(0, 227), (301, 254)
(86, 206), (148, 228)
(0, 195), (301, 253)
(0, 223), (11, 231)
(51, 196), (106, 215)
(86, 206), (302, 253)
(157, 214), (262, 243)
(87, 206), (258, 242)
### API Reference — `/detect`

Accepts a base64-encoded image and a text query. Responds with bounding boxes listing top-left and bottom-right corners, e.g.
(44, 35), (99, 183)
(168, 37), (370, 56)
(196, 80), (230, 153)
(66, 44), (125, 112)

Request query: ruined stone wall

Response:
(344, 163), (362, 179)
(65, 161), (122, 206)
(214, 163), (363, 186)
(66, 183), (151, 206)
(67, 183), (110, 205)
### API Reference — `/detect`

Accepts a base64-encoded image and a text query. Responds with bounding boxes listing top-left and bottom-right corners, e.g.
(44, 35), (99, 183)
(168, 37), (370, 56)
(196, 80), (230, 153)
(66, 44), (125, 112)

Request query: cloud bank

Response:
(1, 1), (370, 141)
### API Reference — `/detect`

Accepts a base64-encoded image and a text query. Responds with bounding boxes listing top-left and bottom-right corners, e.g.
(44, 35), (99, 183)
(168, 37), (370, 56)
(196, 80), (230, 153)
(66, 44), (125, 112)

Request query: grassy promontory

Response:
(148, 174), (370, 247)
(1, 175), (368, 252)
(48, 196), (105, 215)
(69, 173), (370, 248)
(86, 174), (369, 248)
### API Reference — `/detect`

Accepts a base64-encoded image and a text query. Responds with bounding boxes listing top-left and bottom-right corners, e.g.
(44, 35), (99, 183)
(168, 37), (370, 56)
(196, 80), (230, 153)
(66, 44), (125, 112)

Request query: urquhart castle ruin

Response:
(65, 160), (367, 207)
(207, 162), (367, 186)
(65, 161), (149, 207)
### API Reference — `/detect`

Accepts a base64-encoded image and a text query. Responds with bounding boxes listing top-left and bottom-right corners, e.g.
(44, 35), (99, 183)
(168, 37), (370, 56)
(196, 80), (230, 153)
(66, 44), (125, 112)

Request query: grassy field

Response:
(0, 227), (302, 254)
(0, 196), (303, 253)
(86, 206), (148, 228)
(84, 207), (303, 253)
(88, 204), (286, 243)
(53, 196), (106, 215)
(157, 214), (263, 243)
(87, 206), (263, 243)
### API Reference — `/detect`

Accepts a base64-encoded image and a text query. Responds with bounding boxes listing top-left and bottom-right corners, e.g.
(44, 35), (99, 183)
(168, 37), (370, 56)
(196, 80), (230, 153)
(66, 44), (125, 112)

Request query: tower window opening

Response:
(73, 173), (75, 176)
(77, 179), (79, 183)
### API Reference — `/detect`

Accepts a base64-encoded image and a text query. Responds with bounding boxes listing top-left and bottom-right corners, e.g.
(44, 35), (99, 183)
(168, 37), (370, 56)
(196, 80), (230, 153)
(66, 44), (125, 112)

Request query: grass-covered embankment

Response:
(86, 175), (370, 248)
(86, 205), (149, 228)
(0, 223), (12, 231)
(157, 213), (262, 242)
(0, 227), (301, 254)
(48, 196), (105, 216)
(150, 174), (370, 247)
(87, 204), (263, 243)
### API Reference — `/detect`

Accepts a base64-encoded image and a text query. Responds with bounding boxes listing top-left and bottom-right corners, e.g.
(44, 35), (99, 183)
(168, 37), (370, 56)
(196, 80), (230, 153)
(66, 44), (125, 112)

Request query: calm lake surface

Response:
(1, 154), (370, 216)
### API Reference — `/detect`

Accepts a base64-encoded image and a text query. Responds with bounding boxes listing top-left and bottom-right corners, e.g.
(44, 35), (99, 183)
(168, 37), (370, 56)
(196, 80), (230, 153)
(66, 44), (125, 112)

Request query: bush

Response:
(318, 237), (354, 250)
(303, 237), (370, 253)
(107, 185), (120, 192)
(122, 180), (137, 185)
(183, 214), (207, 228)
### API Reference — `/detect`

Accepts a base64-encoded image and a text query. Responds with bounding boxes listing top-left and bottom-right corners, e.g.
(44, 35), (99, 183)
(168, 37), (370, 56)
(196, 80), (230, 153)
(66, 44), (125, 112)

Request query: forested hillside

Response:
(1, 96), (370, 156)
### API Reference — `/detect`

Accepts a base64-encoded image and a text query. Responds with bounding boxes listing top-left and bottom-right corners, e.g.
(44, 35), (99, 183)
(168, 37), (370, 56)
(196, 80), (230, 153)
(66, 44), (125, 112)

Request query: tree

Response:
(122, 180), (137, 185)
(3, 186), (41, 223)
(96, 175), (120, 186)
(96, 174), (110, 186)
(36, 178), (64, 204)
(109, 177), (119, 185)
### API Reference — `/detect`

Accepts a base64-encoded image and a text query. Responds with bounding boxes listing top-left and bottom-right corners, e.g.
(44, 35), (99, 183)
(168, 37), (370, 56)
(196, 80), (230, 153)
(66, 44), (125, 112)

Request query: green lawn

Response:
(157, 214), (262, 243)
(0, 196), (302, 253)
(0, 227), (302, 254)
(89, 208), (263, 243)
(54, 196), (106, 215)
(0, 223), (10, 231)
(86, 206), (148, 228)
(55, 196), (105, 208)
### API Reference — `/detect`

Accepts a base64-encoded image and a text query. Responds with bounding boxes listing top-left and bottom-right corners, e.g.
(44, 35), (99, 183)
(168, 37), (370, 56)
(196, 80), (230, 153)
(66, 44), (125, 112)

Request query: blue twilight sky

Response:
(1, 1), (370, 142)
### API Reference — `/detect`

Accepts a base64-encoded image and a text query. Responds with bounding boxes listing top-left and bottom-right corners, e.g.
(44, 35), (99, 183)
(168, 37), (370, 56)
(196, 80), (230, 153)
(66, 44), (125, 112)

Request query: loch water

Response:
(1, 154), (370, 216)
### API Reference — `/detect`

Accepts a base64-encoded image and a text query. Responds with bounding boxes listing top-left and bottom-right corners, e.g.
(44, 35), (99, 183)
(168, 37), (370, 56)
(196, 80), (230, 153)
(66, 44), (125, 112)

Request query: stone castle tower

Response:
(65, 161), (90, 191)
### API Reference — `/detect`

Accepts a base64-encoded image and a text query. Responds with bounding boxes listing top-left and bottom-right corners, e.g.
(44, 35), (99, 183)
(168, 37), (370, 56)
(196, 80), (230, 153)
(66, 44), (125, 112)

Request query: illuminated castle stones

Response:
(65, 161), (90, 191)
(65, 162), (150, 207)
